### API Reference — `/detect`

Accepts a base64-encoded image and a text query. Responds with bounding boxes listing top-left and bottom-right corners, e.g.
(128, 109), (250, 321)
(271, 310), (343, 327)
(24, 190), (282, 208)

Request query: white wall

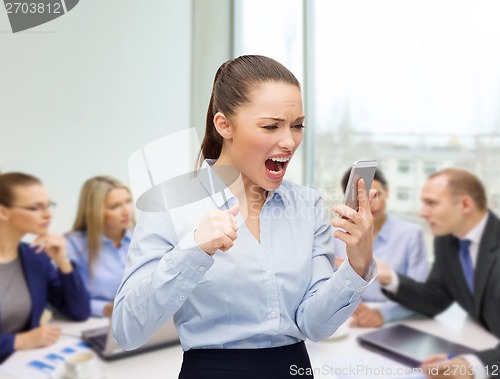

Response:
(0, 0), (193, 234)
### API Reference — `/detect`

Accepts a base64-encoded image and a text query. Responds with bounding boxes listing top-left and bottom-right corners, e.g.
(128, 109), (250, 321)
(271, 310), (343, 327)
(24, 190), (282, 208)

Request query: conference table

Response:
(1, 304), (498, 379)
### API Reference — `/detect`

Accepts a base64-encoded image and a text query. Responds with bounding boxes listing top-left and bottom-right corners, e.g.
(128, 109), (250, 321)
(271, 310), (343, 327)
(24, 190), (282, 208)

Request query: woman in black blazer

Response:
(0, 172), (90, 363)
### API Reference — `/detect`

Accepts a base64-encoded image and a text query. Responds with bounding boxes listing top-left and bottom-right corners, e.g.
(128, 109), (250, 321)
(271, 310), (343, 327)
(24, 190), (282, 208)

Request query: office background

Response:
(1, 0), (500, 248)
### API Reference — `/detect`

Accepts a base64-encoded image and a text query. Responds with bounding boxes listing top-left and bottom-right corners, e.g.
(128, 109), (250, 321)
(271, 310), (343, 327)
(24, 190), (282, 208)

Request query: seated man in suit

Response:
(377, 168), (499, 379)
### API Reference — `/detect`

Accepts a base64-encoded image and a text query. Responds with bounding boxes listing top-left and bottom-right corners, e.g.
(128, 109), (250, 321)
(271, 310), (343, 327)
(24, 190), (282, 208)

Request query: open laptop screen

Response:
(82, 318), (179, 361)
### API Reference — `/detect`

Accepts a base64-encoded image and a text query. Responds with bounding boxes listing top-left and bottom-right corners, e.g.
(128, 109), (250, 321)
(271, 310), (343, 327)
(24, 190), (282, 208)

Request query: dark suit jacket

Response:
(0, 243), (91, 363)
(384, 211), (500, 369)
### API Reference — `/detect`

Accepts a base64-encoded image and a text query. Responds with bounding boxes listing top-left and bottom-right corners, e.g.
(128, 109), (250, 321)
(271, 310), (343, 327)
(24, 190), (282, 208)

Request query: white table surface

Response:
(1, 304), (498, 379)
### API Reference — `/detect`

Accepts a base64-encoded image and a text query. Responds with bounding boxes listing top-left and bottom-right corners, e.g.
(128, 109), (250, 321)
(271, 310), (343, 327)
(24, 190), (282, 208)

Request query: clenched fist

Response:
(195, 203), (240, 255)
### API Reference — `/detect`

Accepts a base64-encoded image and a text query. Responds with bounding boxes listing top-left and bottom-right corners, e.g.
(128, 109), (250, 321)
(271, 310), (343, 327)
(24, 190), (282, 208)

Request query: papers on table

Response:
(0, 337), (90, 379)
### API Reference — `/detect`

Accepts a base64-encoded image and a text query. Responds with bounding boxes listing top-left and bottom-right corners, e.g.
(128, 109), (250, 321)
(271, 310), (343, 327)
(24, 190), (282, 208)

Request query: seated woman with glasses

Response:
(65, 176), (134, 317)
(0, 172), (90, 363)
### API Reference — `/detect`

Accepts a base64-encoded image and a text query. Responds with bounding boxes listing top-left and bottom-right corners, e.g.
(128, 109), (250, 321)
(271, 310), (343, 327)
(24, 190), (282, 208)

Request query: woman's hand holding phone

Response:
(331, 179), (376, 278)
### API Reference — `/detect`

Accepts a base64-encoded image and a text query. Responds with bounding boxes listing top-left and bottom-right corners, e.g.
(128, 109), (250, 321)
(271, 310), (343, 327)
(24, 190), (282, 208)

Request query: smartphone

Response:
(343, 160), (378, 210)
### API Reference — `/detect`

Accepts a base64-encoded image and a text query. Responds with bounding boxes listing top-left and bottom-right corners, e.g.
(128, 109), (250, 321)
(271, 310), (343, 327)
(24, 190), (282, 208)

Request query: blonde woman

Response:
(0, 172), (90, 363)
(66, 176), (133, 317)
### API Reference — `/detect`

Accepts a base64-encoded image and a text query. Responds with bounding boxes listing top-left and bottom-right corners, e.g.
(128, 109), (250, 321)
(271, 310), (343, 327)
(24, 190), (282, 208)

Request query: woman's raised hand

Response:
(31, 233), (73, 273)
(194, 203), (240, 255)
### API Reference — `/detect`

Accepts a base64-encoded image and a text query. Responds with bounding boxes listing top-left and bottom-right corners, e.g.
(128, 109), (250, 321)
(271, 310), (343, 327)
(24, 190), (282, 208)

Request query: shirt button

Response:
(270, 311), (277, 318)
(179, 295), (186, 301)
(198, 266), (206, 272)
(345, 279), (351, 286)
(266, 270), (272, 277)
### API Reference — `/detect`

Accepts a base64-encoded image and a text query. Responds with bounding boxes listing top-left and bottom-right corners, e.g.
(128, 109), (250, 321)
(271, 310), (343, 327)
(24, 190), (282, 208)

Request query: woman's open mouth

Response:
(265, 155), (291, 180)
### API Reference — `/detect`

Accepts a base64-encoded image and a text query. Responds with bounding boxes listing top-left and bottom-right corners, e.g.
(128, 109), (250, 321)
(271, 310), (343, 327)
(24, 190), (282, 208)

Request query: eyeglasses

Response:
(9, 201), (57, 212)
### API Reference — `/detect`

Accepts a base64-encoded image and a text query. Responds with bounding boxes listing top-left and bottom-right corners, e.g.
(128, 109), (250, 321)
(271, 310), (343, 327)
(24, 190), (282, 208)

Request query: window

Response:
(491, 195), (500, 211)
(396, 187), (412, 202)
(423, 161), (438, 176)
(397, 160), (413, 175)
(309, 1), (500, 219)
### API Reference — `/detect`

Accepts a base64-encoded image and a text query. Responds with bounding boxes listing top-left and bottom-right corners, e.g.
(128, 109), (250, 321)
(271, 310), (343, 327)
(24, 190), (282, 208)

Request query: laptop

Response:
(82, 318), (179, 361)
(357, 324), (476, 367)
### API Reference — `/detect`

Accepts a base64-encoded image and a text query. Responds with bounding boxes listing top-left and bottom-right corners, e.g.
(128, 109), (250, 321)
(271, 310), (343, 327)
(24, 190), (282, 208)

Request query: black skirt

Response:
(178, 341), (314, 379)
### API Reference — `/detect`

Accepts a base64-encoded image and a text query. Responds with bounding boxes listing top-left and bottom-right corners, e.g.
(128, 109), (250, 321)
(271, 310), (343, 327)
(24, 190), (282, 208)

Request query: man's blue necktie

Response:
(458, 239), (474, 293)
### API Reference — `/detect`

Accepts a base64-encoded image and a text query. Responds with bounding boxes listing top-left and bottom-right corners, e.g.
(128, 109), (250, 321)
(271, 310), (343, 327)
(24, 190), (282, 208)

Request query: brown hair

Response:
(198, 55), (301, 167)
(430, 168), (487, 210)
(72, 176), (133, 274)
(0, 172), (42, 207)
